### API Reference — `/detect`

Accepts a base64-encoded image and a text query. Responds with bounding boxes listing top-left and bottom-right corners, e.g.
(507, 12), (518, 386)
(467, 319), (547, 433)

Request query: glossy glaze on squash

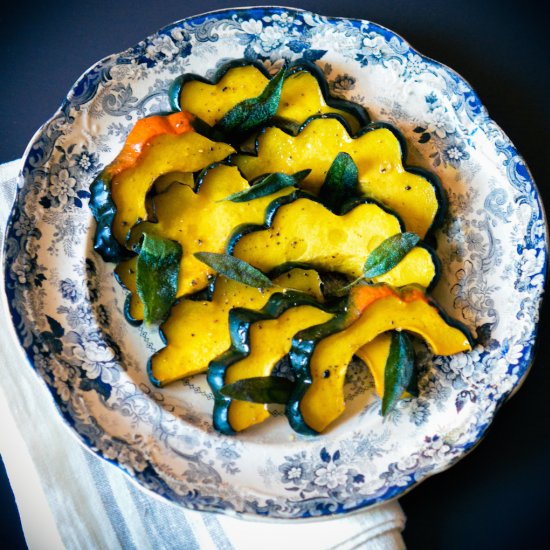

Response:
(354, 333), (393, 399)
(230, 192), (438, 289)
(128, 163), (297, 300)
(149, 269), (324, 386)
(287, 284), (474, 434)
(173, 60), (368, 132)
(153, 171), (194, 194)
(110, 133), (234, 247)
(90, 111), (234, 262)
(235, 116), (444, 237)
(208, 291), (334, 435)
(114, 256), (143, 325)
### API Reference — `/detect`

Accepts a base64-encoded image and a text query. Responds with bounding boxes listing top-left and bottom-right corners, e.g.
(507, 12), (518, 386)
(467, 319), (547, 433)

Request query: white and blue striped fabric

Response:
(0, 159), (406, 550)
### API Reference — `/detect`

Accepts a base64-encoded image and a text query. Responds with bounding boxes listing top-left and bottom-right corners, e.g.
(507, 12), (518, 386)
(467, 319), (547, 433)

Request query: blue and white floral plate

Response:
(2, 7), (547, 519)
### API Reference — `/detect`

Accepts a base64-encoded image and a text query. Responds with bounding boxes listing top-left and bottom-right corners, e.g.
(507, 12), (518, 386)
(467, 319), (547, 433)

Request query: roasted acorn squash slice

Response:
(208, 291), (334, 435)
(149, 269), (324, 386)
(90, 112), (234, 262)
(355, 333), (393, 399)
(230, 192), (438, 289)
(172, 60), (368, 132)
(287, 284), (474, 434)
(354, 333), (415, 400)
(127, 163), (297, 301)
(110, 133), (234, 248)
(235, 116), (444, 237)
(153, 171), (194, 194)
(114, 256), (143, 325)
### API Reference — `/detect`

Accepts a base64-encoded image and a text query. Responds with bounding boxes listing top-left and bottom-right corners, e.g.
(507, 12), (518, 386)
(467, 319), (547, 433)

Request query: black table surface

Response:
(1, 1), (548, 549)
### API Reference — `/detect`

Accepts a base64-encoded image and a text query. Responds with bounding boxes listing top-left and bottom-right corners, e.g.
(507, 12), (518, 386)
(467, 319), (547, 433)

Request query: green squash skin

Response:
(168, 58), (271, 113)
(286, 310), (350, 435)
(112, 267), (142, 327)
(120, 161), (307, 330)
(169, 59), (369, 134)
(226, 190), (441, 292)
(260, 190), (414, 279)
(169, 59), (271, 144)
(417, 243), (441, 294)
(286, 286), (476, 435)
(113, 164), (221, 328)
(89, 171), (135, 263)
(147, 360), (164, 388)
(226, 189), (400, 253)
(115, 264), (215, 330)
(146, 281), (216, 387)
(353, 118), (449, 238)
(266, 263), (353, 303)
(277, 61), (369, 132)
(431, 298), (476, 349)
(125, 160), (235, 252)
(206, 290), (339, 435)
(146, 259), (325, 388)
(89, 109), (198, 264)
(226, 190), (314, 255)
(236, 114), (447, 239)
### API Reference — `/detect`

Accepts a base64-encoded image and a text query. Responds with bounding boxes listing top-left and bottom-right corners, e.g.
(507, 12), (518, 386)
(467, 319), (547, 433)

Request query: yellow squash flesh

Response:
(354, 333), (393, 399)
(278, 70), (362, 132)
(129, 164), (295, 299)
(153, 171), (194, 194)
(179, 65), (361, 131)
(114, 257), (144, 322)
(179, 66), (267, 127)
(150, 269), (324, 386)
(232, 197), (437, 288)
(235, 118), (438, 237)
(226, 305), (333, 432)
(299, 287), (472, 432)
(111, 132), (234, 246)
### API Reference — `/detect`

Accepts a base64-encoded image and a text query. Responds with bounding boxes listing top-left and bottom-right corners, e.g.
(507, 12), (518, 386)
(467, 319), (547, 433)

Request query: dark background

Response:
(1, 1), (548, 549)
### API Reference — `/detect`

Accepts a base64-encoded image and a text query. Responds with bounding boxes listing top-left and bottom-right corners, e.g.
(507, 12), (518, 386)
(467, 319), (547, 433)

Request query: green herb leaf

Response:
(136, 233), (182, 324)
(363, 232), (420, 279)
(221, 169), (311, 203)
(220, 376), (295, 404)
(217, 65), (286, 136)
(319, 152), (359, 213)
(382, 331), (415, 415)
(194, 252), (273, 288)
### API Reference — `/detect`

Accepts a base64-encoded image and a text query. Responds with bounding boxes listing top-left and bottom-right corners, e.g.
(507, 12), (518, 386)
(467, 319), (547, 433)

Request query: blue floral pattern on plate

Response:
(2, 7), (547, 519)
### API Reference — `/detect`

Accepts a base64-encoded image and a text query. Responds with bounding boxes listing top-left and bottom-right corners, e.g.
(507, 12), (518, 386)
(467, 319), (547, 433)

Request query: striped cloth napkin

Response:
(0, 159), (406, 550)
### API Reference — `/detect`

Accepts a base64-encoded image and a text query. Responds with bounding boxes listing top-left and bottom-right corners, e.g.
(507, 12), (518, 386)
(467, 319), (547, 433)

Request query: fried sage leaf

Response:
(216, 65), (286, 137)
(332, 232), (421, 296)
(221, 169), (311, 203)
(319, 152), (359, 213)
(363, 232), (420, 279)
(136, 233), (182, 324)
(194, 252), (273, 288)
(220, 376), (295, 404)
(382, 331), (415, 415)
